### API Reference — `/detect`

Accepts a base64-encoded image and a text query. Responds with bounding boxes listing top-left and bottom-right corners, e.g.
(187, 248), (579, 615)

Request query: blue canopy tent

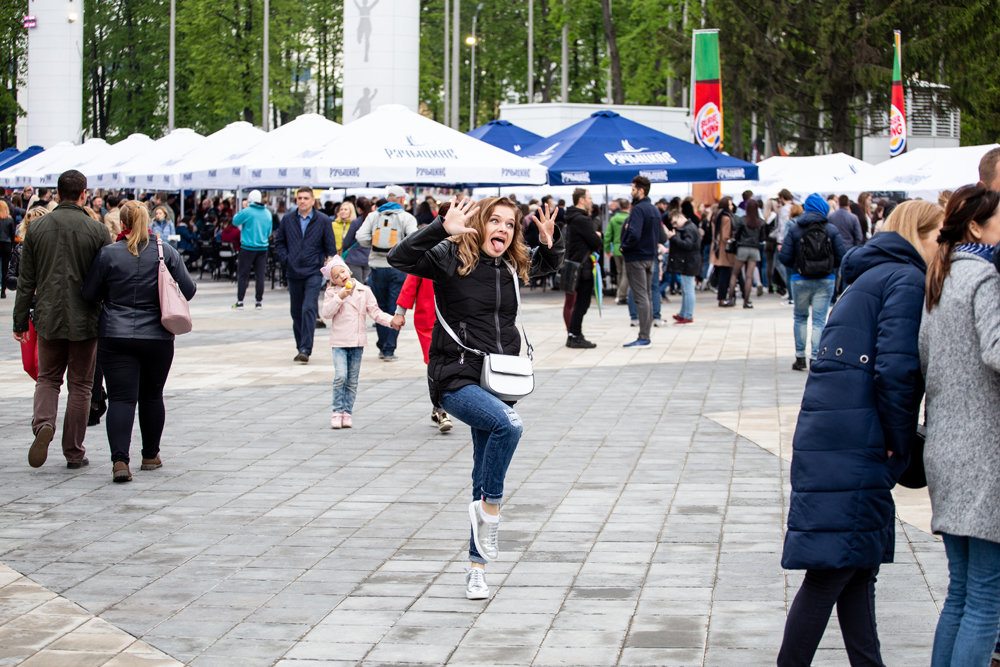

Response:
(466, 120), (543, 155)
(517, 110), (758, 186)
(0, 146), (44, 172)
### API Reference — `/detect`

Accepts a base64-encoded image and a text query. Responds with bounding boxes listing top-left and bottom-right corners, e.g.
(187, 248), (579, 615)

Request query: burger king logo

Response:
(695, 102), (722, 150)
(889, 104), (906, 157)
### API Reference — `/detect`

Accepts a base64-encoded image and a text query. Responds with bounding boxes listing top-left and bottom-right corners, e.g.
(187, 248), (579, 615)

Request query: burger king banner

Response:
(691, 29), (723, 150)
(889, 30), (907, 158)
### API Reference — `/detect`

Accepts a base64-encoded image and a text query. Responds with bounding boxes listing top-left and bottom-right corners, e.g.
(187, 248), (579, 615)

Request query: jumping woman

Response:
(388, 196), (562, 599)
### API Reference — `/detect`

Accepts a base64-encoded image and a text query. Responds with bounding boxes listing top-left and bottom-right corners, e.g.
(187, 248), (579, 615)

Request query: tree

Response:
(0, 4), (26, 149)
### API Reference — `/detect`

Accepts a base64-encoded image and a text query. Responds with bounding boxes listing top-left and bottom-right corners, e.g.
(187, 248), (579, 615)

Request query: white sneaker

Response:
(630, 319), (639, 327)
(469, 500), (500, 562)
(465, 567), (489, 600)
(653, 318), (669, 327)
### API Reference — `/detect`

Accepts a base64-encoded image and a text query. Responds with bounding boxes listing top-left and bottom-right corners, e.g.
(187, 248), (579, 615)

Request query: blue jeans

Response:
(629, 257), (661, 320)
(369, 267), (406, 356)
(332, 347), (363, 414)
(287, 273), (324, 356)
(758, 243), (768, 288)
(679, 275), (695, 320)
(440, 384), (523, 565)
(932, 533), (1000, 667)
(700, 245), (711, 280)
(791, 278), (834, 359)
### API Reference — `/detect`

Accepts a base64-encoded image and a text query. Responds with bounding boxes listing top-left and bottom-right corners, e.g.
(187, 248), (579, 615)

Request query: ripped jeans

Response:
(440, 384), (524, 564)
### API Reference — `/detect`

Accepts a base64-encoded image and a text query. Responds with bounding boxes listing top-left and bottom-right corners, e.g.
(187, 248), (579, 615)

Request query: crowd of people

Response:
(6, 146), (1000, 657)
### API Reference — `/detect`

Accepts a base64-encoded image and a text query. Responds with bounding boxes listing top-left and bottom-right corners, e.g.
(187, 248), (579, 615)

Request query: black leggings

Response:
(778, 566), (884, 667)
(99, 337), (175, 465)
(569, 268), (594, 336)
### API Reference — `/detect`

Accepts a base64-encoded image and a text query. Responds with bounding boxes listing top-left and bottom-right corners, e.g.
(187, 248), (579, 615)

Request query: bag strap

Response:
(432, 262), (533, 360)
(156, 236), (164, 262)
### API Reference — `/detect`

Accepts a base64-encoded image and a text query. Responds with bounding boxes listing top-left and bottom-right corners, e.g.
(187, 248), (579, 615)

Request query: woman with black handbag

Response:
(778, 200), (943, 666)
(388, 196), (562, 601)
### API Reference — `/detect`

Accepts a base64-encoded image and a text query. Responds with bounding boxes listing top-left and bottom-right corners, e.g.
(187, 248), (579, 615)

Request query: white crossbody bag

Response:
(434, 263), (535, 402)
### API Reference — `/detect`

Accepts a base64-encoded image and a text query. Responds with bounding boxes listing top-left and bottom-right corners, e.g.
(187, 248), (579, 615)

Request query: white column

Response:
(527, 0), (533, 103)
(451, 0), (460, 129)
(262, 0), (269, 130)
(26, 0), (85, 147)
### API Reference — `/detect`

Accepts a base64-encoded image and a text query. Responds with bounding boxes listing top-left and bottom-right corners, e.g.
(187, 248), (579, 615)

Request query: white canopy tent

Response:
(1, 140), (111, 188)
(125, 122), (265, 190)
(111, 129), (207, 190)
(260, 105), (548, 188)
(71, 134), (155, 189)
(214, 114), (345, 190)
(722, 153), (874, 200)
(0, 142), (76, 187)
(35, 139), (113, 187)
(472, 183), (691, 205)
(835, 144), (1000, 200)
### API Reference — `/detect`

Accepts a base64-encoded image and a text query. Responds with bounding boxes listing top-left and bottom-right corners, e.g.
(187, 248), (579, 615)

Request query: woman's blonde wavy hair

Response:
(450, 197), (530, 283)
(17, 207), (49, 240)
(120, 200), (150, 257)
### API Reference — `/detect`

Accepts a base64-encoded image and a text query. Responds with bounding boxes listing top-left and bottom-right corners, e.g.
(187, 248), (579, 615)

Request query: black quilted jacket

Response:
(388, 217), (563, 405)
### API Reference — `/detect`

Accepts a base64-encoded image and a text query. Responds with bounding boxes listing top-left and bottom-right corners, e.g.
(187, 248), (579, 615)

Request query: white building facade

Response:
(341, 0), (419, 123)
(16, 0), (84, 149)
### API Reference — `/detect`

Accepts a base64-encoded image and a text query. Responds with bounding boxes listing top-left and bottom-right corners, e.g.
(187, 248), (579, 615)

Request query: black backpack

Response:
(795, 221), (835, 279)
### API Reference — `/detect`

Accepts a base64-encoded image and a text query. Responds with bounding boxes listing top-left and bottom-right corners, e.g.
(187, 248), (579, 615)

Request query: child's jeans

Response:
(332, 347), (363, 414)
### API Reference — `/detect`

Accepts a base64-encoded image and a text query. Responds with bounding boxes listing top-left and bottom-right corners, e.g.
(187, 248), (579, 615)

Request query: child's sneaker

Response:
(330, 412), (342, 429)
(341, 414), (352, 428)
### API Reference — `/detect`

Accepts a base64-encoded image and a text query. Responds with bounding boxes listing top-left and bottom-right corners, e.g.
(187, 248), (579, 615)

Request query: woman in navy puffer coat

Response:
(777, 200), (944, 667)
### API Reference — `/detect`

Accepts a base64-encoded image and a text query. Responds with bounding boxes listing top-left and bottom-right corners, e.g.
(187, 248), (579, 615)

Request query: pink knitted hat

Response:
(320, 255), (349, 280)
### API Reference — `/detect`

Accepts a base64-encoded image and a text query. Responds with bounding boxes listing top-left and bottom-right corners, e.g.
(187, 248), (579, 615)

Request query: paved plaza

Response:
(0, 278), (946, 666)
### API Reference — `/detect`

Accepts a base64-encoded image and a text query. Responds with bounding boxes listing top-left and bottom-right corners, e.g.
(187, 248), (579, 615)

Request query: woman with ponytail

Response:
(919, 185), (1000, 667)
(83, 201), (196, 483)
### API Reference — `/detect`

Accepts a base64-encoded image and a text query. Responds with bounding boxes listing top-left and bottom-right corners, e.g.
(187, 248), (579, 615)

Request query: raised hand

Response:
(537, 202), (557, 248)
(442, 196), (480, 237)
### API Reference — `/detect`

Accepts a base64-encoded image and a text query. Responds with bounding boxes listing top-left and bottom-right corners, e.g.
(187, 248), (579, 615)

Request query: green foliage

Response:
(73, 0), (998, 151)
(0, 3), (27, 149)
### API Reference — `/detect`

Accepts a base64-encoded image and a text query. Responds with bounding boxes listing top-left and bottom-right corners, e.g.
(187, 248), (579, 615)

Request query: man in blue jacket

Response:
(273, 187), (338, 363)
(619, 175), (660, 348)
(779, 193), (847, 370)
(233, 190), (273, 311)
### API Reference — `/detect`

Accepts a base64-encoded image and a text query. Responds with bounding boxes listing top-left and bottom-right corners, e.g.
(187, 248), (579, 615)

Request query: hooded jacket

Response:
(665, 219), (702, 277)
(778, 193), (847, 277)
(782, 231), (926, 570)
(233, 202), (272, 251)
(564, 205), (603, 265)
(387, 217), (563, 406)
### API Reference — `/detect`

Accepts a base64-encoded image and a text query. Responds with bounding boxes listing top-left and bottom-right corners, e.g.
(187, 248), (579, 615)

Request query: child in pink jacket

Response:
(320, 256), (400, 429)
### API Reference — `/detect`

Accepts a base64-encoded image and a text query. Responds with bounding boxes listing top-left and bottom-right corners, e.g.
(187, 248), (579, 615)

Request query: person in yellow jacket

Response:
(332, 201), (356, 253)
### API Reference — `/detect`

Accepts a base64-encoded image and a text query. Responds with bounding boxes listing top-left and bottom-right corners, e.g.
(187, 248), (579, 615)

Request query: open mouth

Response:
(490, 236), (507, 253)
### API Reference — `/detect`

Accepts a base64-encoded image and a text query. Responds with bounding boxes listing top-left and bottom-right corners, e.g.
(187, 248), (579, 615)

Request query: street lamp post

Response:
(262, 0), (270, 131)
(168, 0), (175, 130)
(468, 4), (483, 132)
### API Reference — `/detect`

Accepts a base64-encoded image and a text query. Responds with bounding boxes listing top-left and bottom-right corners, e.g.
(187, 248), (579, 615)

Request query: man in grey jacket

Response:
(356, 186), (417, 361)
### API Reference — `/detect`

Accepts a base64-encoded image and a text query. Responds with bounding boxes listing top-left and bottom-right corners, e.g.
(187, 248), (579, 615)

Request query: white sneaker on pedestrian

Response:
(469, 500), (500, 562)
(630, 319), (639, 327)
(465, 567), (489, 600)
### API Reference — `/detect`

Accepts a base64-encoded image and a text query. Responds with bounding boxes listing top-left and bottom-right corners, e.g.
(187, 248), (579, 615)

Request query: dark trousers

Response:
(563, 292), (576, 330)
(569, 267), (594, 336)
(236, 248), (267, 304)
(287, 273), (324, 356)
(715, 265), (733, 302)
(99, 338), (174, 465)
(0, 241), (11, 296)
(34, 336), (97, 463)
(369, 267), (405, 355)
(778, 566), (884, 667)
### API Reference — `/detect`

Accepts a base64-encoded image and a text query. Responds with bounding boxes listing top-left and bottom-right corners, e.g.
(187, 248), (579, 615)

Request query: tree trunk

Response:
(600, 0), (623, 104)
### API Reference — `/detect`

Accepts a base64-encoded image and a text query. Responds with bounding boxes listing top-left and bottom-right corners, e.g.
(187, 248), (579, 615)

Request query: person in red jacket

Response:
(393, 273), (452, 432)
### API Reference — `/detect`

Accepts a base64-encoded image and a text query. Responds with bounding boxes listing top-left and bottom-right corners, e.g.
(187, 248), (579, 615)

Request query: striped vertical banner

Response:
(889, 30), (907, 157)
(691, 29), (723, 150)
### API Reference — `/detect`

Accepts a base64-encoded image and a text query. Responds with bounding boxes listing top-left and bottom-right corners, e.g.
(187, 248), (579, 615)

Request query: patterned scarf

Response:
(955, 242), (995, 262)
